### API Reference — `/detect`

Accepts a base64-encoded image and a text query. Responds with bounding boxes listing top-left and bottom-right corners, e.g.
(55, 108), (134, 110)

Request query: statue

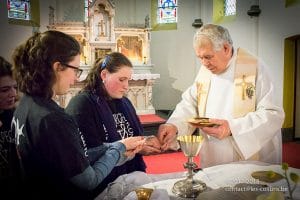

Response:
(145, 14), (150, 28)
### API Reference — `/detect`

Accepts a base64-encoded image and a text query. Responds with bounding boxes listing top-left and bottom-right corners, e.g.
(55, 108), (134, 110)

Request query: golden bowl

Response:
(134, 187), (154, 200)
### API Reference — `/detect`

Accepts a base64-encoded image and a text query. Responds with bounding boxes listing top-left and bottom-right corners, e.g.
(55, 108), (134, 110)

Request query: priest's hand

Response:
(157, 123), (178, 151)
(201, 118), (231, 140)
(139, 136), (162, 155)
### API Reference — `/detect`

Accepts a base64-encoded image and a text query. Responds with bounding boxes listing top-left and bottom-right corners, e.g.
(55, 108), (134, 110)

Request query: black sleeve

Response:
(38, 112), (90, 179)
(65, 94), (104, 148)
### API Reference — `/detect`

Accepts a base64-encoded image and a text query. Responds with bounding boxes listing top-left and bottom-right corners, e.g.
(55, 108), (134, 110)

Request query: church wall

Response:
(150, 0), (300, 109)
(115, 0), (150, 26)
(56, 0), (84, 22)
(1, 0), (300, 110)
(149, 0), (200, 110)
(258, 1), (300, 107)
(0, 0), (56, 62)
(0, 0), (32, 62)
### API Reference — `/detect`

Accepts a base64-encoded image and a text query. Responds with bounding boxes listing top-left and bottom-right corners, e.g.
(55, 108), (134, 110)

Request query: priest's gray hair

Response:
(193, 24), (233, 51)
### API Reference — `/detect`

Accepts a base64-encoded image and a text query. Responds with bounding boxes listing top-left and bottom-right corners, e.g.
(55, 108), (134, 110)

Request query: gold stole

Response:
(195, 48), (258, 160)
(232, 48), (257, 118)
(195, 66), (211, 117)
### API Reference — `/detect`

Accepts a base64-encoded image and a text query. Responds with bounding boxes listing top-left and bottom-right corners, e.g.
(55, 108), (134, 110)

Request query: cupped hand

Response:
(124, 145), (144, 157)
(139, 136), (162, 155)
(201, 118), (231, 140)
(121, 136), (145, 151)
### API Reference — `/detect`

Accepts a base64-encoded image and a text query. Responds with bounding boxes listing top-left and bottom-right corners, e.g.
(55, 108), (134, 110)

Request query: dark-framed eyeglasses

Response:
(61, 63), (83, 78)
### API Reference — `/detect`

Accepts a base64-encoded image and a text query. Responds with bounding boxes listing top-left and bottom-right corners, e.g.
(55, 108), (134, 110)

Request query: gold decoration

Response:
(246, 84), (255, 99)
(196, 82), (207, 117)
(236, 75), (256, 100)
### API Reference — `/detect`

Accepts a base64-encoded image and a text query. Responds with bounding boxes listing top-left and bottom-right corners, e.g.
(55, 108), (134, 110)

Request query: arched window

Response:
(157, 0), (178, 24)
(151, 0), (178, 31)
(213, 0), (236, 23)
(224, 0), (236, 16)
(8, 0), (31, 20)
(7, 0), (40, 27)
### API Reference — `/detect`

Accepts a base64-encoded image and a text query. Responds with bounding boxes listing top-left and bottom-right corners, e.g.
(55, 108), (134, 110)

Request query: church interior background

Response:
(48, 0), (159, 115)
(2, 0), (300, 139)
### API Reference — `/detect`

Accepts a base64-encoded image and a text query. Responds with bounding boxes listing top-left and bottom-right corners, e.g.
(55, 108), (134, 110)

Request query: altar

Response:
(129, 73), (160, 115)
(95, 161), (300, 200)
(48, 0), (159, 114)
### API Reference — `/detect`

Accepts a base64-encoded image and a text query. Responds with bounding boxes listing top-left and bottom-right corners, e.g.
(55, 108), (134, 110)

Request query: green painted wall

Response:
(283, 39), (295, 128)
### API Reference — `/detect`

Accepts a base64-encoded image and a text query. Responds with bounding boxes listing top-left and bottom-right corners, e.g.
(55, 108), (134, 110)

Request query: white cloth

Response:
(95, 171), (184, 200)
(167, 49), (285, 168)
(142, 162), (300, 200)
(95, 163), (300, 200)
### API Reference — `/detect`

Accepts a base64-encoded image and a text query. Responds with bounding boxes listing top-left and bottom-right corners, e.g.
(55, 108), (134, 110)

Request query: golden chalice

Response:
(172, 135), (206, 198)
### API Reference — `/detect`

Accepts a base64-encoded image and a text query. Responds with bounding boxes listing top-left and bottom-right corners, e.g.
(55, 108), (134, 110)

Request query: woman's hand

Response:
(120, 136), (145, 157)
(139, 136), (162, 155)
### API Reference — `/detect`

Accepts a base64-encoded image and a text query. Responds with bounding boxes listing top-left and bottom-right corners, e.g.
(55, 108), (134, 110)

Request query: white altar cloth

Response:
(95, 161), (300, 200)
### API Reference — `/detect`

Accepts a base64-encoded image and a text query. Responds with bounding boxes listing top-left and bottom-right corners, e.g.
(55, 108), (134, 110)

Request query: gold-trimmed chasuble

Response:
(195, 48), (257, 118)
(195, 48), (259, 161)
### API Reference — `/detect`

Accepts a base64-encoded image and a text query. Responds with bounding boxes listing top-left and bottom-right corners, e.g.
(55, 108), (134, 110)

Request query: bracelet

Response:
(144, 135), (156, 140)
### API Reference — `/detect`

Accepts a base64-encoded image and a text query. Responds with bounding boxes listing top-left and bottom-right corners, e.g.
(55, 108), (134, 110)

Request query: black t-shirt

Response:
(0, 109), (15, 178)
(12, 95), (90, 199)
(0, 108), (25, 198)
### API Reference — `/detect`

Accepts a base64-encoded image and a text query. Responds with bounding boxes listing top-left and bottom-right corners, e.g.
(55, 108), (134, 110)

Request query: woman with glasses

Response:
(65, 52), (162, 195)
(11, 30), (145, 200)
(61, 63), (83, 78)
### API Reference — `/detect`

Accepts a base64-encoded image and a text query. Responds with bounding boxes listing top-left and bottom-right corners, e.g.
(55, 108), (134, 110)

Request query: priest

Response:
(157, 24), (284, 168)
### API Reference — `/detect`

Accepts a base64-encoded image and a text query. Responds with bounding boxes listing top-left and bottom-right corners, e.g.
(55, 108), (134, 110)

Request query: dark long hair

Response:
(0, 56), (13, 78)
(84, 52), (132, 97)
(12, 30), (81, 99)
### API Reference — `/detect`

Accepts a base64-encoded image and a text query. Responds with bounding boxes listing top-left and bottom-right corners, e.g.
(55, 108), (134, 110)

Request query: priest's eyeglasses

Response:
(61, 63), (83, 78)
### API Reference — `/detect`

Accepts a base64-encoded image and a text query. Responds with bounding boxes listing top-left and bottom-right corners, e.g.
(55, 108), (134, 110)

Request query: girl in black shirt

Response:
(11, 31), (145, 200)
